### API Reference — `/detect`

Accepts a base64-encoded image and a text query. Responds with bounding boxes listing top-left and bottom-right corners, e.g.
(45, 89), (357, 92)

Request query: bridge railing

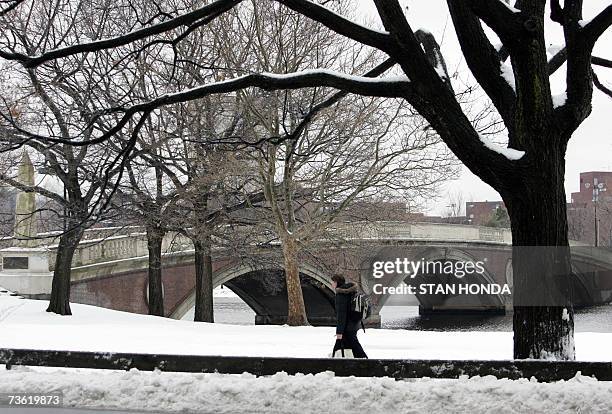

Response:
(326, 221), (512, 244)
(41, 222), (512, 270)
(1, 225), (148, 248)
(47, 230), (194, 269)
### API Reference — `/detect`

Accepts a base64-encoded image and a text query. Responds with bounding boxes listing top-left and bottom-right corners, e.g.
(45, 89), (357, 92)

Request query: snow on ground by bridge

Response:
(0, 294), (611, 361)
(1, 294), (612, 413)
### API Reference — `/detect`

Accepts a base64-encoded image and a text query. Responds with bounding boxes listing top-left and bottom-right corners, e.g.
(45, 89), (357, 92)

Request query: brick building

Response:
(570, 171), (612, 206)
(410, 171), (612, 245)
(465, 200), (506, 226)
(568, 171), (612, 246)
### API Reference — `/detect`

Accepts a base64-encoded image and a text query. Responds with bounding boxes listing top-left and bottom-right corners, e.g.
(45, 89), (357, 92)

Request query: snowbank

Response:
(1, 367), (611, 413)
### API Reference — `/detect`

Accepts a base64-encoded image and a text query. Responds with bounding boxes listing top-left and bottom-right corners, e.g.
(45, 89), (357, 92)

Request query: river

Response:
(192, 297), (612, 332)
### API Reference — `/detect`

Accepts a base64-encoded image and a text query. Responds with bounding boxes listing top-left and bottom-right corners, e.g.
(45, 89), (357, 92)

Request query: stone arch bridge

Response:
(3, 222), (612, 327)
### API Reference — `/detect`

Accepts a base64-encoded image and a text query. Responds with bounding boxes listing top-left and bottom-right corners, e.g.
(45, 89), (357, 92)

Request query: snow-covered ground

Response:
(1, 293), (610, 360)
(1, 293), (612, 413)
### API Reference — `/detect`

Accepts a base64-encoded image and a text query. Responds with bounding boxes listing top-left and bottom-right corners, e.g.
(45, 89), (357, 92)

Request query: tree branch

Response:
(581, 5), (612, 46)
(550, 0), (564, 24)
(3, 69), (411, 149)
(215, 58), (398, 147)
(548, 47), (612, 74)
(274, 0), (393, 53)
(0, 0), (242, 68)
(0, 0), (24, 16)
(372, 0), (520, 190)
(593, 70), (612, 99)
(560, 0), (596, 130)
(593, 56), (612, 68)
(447, 0), (516, 131)
(0, 174), (67, 205)
(125, 69), (413, 115)
(465, 0), (524, 48)
(548, 47), (568, 75)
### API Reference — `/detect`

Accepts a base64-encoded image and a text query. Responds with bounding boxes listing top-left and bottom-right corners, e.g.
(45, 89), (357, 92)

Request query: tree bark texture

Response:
(282, 238), (309, 326)
(46, 225), (84, 315)
(194, 237), (214, 322)
(504, 146), (575, 360)
(146, 226), (165, 317)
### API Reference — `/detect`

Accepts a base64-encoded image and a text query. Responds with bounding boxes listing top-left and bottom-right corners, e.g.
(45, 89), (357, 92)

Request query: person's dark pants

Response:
(340, 330), (368, 358)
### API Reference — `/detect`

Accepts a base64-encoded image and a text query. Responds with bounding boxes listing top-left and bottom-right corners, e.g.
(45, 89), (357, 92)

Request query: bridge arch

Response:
(569, 262), (598, 307)
(169, 263), (336, 324)
(368, 245), (507, 314)
(501, 257), (598, 307)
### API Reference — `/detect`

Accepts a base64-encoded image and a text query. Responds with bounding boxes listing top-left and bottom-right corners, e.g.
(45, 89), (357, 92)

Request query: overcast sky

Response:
(357, 1), (612, 216)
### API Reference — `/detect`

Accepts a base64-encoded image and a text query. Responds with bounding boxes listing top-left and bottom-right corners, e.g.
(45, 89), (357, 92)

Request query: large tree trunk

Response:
(146, 226), (165, 316)
(506, 152), (575, 360)
(194, 237), (214, 322)
(46, 226), (84, 315)
(281, 238), (308, 326)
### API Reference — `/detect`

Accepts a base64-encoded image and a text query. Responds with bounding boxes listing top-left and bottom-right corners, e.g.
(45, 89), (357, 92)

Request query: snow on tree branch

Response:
(478, 134), (525, 161)
(2, 67), (411, 149)
(0, 0), (242, 68)
(125, 69), (412, 115)
(466, 0), (523, 47)
(498, 0), (520, 14)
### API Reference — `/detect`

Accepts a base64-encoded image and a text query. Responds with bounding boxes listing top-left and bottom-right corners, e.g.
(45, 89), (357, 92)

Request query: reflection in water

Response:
(381, 306), (509, 331)
(381, 304), (612, 332)
(186, 296), (612, 333)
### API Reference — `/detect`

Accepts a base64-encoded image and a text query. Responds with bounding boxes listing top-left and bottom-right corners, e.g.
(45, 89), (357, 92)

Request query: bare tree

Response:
(112, 117), (181, 317)
(170, 99), (254, 323)
(0, 0), (146, 315)
(0, 0), (610, 358)
(205, 1), (456, 325)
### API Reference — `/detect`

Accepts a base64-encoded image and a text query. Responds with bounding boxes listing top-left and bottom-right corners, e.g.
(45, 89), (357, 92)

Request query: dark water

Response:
(380, 304), (612, 332)
(209, 297), (612, 332)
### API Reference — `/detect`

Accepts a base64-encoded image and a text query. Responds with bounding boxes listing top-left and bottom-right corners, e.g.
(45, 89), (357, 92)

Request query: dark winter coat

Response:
(335, 282), (359, 335)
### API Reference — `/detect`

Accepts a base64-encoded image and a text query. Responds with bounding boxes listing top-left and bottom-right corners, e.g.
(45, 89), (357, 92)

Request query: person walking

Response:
(331, 274), (368, 358)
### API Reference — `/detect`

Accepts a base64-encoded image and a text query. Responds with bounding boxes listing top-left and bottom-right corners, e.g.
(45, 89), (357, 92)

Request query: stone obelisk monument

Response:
(13, 150), (38, 247)
(0, 150), (53, 297)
